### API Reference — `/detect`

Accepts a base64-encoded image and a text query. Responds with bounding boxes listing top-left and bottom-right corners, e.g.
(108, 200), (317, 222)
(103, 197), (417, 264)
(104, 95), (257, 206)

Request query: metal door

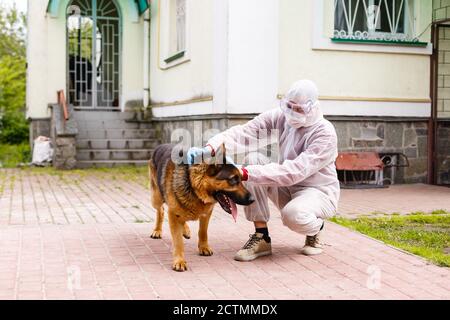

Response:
(67, 0), (120, 109)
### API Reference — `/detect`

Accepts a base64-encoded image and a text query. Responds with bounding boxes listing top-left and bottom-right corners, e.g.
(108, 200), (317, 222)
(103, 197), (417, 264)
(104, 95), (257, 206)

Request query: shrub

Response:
(0, 110), (29, 144)
(0, 142), (31, 167)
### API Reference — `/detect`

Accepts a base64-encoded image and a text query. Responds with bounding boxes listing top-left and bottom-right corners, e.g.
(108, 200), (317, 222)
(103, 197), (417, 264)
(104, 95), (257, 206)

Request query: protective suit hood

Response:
(281, 80), (323, 128)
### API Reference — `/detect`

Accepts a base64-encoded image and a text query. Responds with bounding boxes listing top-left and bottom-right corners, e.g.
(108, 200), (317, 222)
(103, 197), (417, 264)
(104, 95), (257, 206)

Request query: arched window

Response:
(67, 0), (120, 109)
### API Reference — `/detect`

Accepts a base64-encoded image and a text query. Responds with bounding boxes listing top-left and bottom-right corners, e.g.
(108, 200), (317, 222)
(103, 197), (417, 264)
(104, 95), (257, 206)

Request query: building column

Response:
(213, 0), (279, 115)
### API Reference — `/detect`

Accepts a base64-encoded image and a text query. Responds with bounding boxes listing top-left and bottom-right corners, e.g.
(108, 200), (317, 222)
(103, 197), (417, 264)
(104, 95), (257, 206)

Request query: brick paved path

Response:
(339, 184), (450, 218)
(0, 169), (449, 300)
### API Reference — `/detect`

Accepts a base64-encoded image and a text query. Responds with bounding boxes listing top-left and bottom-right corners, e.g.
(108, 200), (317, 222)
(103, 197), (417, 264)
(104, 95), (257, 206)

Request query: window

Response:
(169, 0), (186, 55)
(160, 0), (189, 67)
(333, 0), (417, 43)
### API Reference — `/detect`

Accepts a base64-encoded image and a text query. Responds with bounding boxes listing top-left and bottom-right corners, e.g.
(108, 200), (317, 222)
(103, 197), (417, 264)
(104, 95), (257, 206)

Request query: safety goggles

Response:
(280, 98), (314, 114)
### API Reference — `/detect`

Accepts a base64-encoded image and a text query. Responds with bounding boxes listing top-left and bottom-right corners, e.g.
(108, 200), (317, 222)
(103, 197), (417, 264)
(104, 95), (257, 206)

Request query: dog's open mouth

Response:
(214, 192), (238, 222)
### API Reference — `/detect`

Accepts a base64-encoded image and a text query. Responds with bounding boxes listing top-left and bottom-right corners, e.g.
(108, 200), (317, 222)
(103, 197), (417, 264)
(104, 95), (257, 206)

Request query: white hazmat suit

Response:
(207, 80), (340, 236)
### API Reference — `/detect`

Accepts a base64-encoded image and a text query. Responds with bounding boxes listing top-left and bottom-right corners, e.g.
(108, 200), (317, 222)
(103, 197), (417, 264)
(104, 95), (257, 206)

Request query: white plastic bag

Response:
(32, 136), (53, 165)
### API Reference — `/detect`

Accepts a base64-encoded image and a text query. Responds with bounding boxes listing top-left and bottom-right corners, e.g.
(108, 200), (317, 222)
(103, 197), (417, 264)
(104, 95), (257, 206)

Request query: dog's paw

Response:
(198, 246), (214, 256)
(150, 230), (162, 239)
(183, 224), (191, 239)
(183, 232), (191, 240)
(172, 259), (188, 272)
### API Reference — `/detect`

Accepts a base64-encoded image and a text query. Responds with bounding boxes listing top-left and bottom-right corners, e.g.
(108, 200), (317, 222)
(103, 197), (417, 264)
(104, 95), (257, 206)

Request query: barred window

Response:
(333, 0), (417, 42)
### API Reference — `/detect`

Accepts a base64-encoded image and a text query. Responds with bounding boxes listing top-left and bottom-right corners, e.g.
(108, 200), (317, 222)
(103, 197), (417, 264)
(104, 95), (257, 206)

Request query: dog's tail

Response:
(148, 159), (157, 192)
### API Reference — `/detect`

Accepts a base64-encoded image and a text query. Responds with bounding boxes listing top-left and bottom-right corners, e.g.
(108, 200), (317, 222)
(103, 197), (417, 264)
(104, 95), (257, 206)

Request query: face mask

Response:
(284, 111), (307, 128)
(281, 101), (323, 128)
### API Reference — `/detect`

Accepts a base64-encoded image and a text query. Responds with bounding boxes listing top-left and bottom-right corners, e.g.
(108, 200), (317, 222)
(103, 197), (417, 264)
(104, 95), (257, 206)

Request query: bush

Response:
(0, 142), (31, 167)
(0, 110), (29, 144)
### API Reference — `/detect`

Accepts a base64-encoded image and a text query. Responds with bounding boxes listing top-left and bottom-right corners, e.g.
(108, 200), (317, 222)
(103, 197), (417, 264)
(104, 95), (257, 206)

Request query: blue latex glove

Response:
(186, 146), (213, 165)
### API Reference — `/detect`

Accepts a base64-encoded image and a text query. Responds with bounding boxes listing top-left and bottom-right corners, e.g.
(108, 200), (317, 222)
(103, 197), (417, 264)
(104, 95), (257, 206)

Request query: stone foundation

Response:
(29, 118), (51, 145)
(333, 119), (429, 184)
(53, 137), (77, 169)
(152, 115), (431, 184)
(50, 105), (78, 170)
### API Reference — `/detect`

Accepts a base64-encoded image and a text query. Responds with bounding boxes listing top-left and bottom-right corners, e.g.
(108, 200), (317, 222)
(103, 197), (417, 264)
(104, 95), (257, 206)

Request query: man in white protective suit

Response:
(186, 80), (340, 261)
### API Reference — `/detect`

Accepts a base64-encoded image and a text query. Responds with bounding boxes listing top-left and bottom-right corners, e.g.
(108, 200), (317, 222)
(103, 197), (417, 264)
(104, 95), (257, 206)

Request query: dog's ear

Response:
(206, 164), (223, 176)
(214, 143), (227, 165)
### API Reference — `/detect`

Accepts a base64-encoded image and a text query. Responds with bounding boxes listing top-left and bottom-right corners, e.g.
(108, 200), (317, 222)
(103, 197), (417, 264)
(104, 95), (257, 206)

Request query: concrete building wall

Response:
(150, 0), (435, 184)
(25, 0), (442, 183)
(278, 0), (432, 118)
(150, 0), (433, 119)
(26, 0), (52, 120)
(149, 0), (214, 116)
(225, 0), (279, 115)
(149, 0), (280, 118)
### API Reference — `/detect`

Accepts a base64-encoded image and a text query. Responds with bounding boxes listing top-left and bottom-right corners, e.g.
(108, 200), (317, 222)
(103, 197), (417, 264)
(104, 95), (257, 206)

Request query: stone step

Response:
(76, 149), (154, 161)
(76, 129), (157, 140)
(77, 120), (154, 130)
(76, 160), (149, 169)
(72, 111), (139, 121)
(76, 139), (158, 150)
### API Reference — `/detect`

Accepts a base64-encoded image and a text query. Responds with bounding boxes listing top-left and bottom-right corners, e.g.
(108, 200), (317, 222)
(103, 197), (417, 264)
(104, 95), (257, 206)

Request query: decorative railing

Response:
(333, 0), (420, 43)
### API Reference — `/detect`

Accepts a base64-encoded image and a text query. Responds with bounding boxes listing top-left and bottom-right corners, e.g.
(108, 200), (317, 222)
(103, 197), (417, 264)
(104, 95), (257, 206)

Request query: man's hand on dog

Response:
(186, 146), (245, 177)
(186, 146), (214, 164)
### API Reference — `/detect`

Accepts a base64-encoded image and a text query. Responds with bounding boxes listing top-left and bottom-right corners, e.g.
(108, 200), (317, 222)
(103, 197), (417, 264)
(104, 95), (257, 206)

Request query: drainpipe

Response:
(428, 23), (439, 185)
(143, 3), (150, 110)
(428, 24), (437, 185)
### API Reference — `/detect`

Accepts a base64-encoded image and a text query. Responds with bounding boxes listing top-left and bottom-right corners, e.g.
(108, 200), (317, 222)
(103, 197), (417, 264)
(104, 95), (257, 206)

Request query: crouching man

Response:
(187, 80), (340, 261)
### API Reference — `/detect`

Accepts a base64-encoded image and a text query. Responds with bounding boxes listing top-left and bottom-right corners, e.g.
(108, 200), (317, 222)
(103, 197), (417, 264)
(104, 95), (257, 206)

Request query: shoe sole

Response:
(234, 250), (272, 262)
(300, 248), (323, 256)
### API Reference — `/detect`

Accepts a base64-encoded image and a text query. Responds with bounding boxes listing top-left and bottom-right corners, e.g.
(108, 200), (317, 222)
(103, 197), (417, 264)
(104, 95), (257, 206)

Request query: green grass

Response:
(0, 170), (5, 194)
(0, 143), (31, 168)
(331, 210), (450, 267)
(7, 165), (150, 188)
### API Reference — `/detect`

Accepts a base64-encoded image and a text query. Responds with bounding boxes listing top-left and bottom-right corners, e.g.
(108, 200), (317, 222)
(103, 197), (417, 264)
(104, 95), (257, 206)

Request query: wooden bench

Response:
(336, 152), (385, 188)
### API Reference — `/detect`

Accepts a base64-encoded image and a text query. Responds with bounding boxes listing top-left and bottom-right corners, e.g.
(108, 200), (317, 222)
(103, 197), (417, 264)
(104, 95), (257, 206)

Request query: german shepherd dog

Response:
(148, 143), (254, 271)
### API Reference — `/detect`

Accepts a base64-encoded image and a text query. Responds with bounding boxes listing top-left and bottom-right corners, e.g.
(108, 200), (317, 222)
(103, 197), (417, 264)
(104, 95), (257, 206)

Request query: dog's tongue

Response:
(230, 199), (238, 222)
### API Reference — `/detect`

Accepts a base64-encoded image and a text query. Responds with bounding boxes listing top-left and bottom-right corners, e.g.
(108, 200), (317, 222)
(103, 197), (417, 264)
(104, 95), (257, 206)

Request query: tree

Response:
(0, 4), (26, 58)
(0, 4), (28, 144)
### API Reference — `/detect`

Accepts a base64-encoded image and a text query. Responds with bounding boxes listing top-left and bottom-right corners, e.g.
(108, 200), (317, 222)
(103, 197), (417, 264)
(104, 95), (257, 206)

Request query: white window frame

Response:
(334, 0), (415, 42)
(312, 0), (432, 55)
(159, 0), (190, 69)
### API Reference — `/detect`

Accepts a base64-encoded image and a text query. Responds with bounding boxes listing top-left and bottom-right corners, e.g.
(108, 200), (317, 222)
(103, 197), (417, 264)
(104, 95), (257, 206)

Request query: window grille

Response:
(333, 0), (418, 43)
